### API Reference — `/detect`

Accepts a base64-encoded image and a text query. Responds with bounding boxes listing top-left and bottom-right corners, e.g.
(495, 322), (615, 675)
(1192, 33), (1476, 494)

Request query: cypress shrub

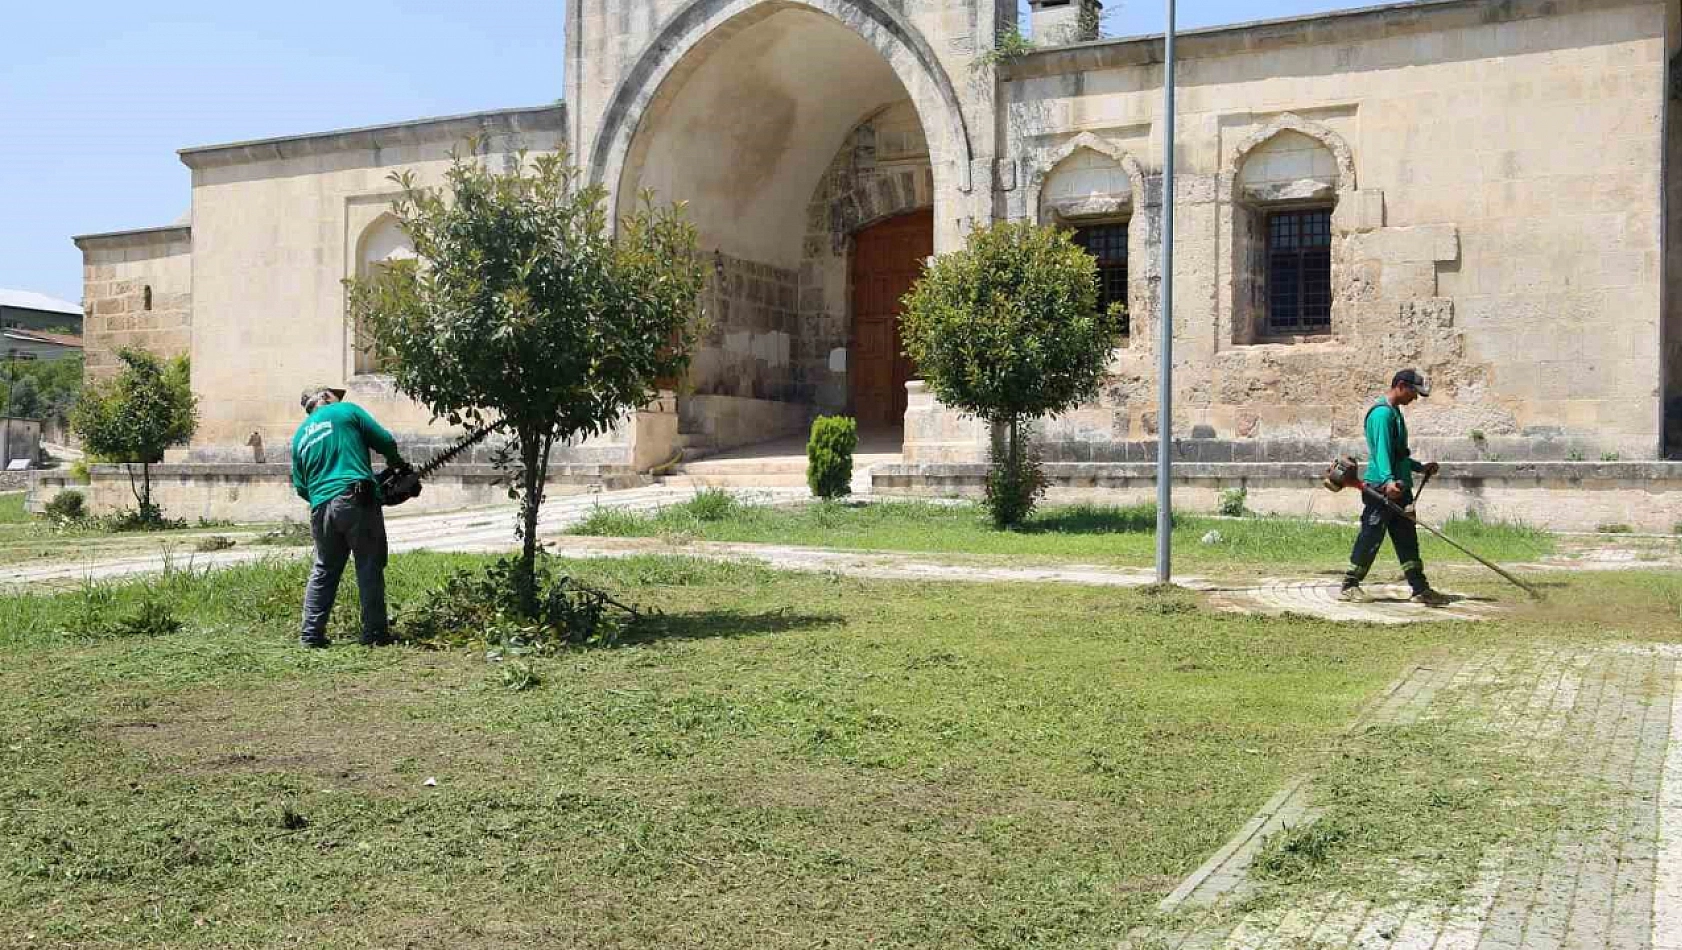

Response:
(806, 416), (858, 499)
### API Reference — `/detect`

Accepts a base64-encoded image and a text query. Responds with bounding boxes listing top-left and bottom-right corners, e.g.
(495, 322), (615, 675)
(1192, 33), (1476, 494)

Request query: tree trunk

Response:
(515, 429), (544, 617)
(124, 463), (142, 508)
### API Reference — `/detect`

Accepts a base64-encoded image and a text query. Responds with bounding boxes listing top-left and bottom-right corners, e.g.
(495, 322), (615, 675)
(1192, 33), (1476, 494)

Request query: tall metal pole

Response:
(1155, 0), (1176, 584)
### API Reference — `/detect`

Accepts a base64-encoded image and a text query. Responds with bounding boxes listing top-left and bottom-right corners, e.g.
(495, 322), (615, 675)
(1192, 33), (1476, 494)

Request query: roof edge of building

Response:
(178, 103), (567, 171)
(1005, 0), (1653, 78)
(72, 225), (192, 252)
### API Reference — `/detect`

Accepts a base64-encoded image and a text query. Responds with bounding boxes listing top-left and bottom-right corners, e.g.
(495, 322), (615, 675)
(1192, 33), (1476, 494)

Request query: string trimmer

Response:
(378, 423), (502, 507)
(1322, 456), (1542, 600)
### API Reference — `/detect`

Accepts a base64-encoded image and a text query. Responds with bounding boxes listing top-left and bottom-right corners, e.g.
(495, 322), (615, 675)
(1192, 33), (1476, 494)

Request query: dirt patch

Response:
(108, 660), (511, 796)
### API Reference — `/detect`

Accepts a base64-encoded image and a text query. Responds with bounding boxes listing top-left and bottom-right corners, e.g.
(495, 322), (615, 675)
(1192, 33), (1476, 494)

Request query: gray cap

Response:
(1392, 369), (1430, 397)
(299, 385), (347, 410)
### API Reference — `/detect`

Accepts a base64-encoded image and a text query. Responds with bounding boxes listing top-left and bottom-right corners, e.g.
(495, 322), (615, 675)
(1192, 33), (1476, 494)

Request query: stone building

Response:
(72, 0), (1682, 478)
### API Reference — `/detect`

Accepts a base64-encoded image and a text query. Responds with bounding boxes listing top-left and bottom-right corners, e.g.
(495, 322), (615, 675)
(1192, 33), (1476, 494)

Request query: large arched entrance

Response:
(605, 2), (960, 453)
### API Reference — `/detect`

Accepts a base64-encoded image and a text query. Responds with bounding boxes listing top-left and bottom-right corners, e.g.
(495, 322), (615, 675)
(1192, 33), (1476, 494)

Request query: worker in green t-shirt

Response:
(291, 385), (408, 648)
(1339, 369), (1449, 606)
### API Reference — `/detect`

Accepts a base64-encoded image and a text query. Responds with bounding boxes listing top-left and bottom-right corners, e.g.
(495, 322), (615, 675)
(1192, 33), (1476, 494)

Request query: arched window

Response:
(1232, 128), (1343, 342)
(353, 215), (416, 375)
(1039, 145), (1139, 342)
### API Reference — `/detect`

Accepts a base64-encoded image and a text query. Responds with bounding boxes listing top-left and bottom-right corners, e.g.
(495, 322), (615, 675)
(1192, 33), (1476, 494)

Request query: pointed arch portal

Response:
(592, 0), (968, 442)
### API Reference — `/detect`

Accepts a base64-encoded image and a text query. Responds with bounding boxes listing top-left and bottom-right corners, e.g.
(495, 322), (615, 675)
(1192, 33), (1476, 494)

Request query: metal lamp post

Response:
(1155, 0), (1176, 584)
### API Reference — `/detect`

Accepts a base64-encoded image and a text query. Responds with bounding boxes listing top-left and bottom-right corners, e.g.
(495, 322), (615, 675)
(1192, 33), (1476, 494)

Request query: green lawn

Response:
(570, 495), (1556, 569)
(0, 491), (30, 524)
(2, 553), (1673, 948)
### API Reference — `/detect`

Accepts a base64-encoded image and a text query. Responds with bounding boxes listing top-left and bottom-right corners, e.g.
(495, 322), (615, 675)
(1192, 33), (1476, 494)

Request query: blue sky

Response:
(1, 0), (1375, 305)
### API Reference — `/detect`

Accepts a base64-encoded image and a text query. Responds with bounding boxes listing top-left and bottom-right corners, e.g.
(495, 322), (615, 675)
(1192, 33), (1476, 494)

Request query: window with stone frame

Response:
(1069, 222), (1130, 340)
(1231, 129), (1342, 344)
(1264, 207), (1332, 333)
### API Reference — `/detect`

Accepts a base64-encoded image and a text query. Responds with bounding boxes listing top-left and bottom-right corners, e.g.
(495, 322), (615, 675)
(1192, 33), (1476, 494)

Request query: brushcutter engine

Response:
(1322, 455), (1362, 493)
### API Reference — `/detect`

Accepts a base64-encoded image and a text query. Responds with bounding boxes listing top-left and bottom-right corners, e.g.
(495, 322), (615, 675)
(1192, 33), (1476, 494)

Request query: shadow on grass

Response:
(622, 608), (846, 645)
(1017, 504), (1167, 536)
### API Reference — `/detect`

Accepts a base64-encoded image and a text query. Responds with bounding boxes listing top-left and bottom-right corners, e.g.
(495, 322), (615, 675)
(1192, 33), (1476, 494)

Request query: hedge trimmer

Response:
(1322, 456), (1542, 600)
(378, 423), (501, 507)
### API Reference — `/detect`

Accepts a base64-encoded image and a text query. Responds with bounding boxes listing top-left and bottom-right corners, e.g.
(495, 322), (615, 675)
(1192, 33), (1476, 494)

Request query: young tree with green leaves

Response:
(348, 146), (706, 613)
(70, 348), (198, 523)
(900, 221), (1117, 528)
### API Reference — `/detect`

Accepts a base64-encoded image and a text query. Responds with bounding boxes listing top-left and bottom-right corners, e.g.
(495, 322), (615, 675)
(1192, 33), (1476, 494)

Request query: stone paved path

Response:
(1132, 643), (1682, 950)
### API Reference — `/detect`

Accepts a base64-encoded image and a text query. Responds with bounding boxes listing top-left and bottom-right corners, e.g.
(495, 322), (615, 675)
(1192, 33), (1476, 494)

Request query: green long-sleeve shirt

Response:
(1363, 399), (1424, 489)
(290, 401), (405, 510)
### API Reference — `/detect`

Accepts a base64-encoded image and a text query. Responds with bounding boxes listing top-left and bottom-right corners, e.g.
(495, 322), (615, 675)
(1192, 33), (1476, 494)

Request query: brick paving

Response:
(1133, 644), (1682, 950)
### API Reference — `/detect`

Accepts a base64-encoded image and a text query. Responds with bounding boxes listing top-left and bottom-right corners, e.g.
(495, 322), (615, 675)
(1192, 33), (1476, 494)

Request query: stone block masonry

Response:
(72, 226), (192, 382)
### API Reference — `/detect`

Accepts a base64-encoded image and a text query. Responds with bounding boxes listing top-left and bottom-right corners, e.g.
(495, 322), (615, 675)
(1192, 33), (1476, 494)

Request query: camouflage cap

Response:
(299, 385), (347, 410)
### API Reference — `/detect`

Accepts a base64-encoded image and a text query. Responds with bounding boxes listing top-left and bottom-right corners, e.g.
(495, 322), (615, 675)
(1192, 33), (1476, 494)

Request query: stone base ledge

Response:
(874, 461), (1682, 533)
(28, 463), (650, 523)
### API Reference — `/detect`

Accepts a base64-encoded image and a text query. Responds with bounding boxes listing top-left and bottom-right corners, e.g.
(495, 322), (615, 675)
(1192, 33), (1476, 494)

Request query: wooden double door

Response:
(850, 208), (932, 430)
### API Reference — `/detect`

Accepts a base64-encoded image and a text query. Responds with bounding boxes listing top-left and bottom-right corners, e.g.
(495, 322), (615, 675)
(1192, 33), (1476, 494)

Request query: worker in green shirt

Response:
(291, 385), (408, 648)
(1339, 369), (1449, 606)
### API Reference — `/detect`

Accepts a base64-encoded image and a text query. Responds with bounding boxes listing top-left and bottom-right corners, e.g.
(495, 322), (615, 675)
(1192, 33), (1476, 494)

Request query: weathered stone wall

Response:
(180, 108), (584, 458)
(947, 0), (1670, 465)
(27, 463), (647, 524)
(678, 394), (813, 454)
(691, 252), (802, 403)
(74, 226), (192, 382)
(875, 459), (1682, 533)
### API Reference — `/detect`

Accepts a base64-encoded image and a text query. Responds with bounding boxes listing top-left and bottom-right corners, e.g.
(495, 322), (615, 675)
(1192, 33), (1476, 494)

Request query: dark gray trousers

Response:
(300, 491), (389, 645)
(1342, 485), (1429, 594)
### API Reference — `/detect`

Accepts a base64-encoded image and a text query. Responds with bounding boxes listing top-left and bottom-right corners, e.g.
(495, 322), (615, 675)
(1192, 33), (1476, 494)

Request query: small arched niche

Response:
(352, 215), (416, 376)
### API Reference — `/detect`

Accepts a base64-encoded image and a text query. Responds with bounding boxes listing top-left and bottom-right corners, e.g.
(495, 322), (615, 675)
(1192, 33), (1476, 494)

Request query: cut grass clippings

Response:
(0, 553), (1669, 948)
(570, 496), (1554, 569)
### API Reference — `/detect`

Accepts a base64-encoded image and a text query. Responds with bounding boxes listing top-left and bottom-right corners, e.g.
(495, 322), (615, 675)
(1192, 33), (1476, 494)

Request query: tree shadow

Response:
(621, 608), (846, 645)
(1016, 505), (1169, 536)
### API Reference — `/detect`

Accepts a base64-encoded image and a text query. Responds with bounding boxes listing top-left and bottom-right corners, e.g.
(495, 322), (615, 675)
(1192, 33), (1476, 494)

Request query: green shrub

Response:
(1601, 451), (1621, 462)
(901, 221), (1114, 528)
(100, 507), (188, 532)
(684, 488), (740, 522)
(806, 415), (858, 499)
(43, 491), (87, 523)
(984, 432), (1045, 530)
(63, 582), (183, 640)
(194, 535), (237, 553)
(572, 506), (651, 537)
(1217, 487), (1248, 518)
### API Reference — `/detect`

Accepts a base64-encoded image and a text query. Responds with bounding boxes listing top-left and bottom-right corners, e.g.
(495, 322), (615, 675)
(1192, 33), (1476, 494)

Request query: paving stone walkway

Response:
(1132, 643), (1682, 950)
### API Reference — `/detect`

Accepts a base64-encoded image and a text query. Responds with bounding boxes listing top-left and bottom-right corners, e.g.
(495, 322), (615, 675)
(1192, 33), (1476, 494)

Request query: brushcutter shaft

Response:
(1356, 481), (1542, 600)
